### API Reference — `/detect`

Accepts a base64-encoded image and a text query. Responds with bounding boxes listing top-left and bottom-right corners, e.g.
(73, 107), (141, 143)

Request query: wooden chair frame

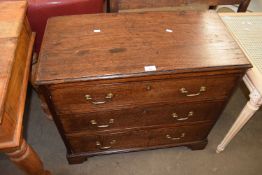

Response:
(107, 0), (251, 12)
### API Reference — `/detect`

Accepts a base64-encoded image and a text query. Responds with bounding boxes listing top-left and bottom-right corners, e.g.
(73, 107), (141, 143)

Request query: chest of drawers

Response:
(33, 11), (251, 164)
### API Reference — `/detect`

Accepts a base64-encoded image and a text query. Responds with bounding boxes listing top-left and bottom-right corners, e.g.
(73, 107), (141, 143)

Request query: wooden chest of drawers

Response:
(33, 11), (251, 164)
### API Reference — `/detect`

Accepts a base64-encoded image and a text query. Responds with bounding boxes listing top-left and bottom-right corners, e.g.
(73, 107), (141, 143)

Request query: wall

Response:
(248, 0), (262, 12)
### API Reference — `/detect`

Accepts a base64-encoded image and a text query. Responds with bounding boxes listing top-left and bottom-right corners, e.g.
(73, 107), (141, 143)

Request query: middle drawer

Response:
(60, 101), (224, 133)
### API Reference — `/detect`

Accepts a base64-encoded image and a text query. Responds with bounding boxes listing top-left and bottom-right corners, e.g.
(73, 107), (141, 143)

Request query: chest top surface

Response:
(35, 11), (251, 85)
(0, 1), (27, 122)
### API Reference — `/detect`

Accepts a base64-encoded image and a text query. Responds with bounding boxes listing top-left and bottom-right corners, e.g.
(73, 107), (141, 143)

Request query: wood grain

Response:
(0, 1), (51, 174)
(67, 122), (212, 154)
(35, 11), (250, 85)
(110, 0), (209, 12)
(33, 11), (251, 164)
(0, 17), (31, 148)
(7, 139), (51, 175)
(49, 74), (240, 114)
(0, 1), (26, 38)
(109, 0), (250, 12)
(60, 101), (224, 133)
(0, 1), (27, 122)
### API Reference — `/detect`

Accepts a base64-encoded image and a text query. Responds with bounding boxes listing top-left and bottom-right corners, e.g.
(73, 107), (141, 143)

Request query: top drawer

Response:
(49, 75), (239, 114)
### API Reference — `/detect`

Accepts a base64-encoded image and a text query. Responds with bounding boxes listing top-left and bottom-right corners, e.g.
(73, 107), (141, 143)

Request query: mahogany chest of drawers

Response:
(33, 11), (251, 164)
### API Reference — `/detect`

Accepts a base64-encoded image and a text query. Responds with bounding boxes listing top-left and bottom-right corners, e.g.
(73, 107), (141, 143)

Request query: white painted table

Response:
(217, 13), (262, 153)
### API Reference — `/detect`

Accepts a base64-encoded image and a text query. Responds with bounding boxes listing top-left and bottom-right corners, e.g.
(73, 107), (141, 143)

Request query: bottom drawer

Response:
(67, 123), (213, 154)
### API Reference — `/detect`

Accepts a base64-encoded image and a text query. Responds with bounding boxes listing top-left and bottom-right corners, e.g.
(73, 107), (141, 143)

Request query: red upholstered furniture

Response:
(27, 0), (104, 53)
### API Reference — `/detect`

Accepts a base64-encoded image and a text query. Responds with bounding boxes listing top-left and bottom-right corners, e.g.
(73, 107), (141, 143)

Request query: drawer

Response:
(60, 101), (224, 133)
(49, 75), (239, 114)
(67, 129), (148, 153)
(147, 123), (211, 147)
(67, 123), (212, 153)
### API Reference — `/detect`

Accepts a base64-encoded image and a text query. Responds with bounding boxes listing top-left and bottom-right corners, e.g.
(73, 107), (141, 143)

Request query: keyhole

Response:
(146, 85), (152, 91)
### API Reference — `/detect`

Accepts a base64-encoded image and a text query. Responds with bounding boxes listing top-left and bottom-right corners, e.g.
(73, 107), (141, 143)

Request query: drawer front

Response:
(50, 75), (239, 115)
(67, 130), (148, 153)
(60, 101), (224, 133)
(67, 123), (212, 153)
(147, 123), (211, 147)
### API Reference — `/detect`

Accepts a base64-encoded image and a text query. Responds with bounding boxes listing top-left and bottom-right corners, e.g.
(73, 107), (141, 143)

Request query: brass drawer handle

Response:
(96, 140), (116, 150)
(172, 111), (194, 121)
(90, 119), (114, 128)
(166, 133), (186, 140)
(180, 86), (206, 97)
(85, 93), (114, 105)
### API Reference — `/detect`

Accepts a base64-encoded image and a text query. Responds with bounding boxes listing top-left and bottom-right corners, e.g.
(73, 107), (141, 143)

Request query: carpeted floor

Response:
(0, 82), (261, 175)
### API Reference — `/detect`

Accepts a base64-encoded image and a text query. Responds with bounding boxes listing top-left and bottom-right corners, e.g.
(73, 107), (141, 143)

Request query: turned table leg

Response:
(6, 139), (51, 175)
(216, 89), (262, 153)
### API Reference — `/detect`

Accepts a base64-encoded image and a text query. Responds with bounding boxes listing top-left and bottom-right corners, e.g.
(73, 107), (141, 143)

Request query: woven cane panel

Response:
(221, 15), (262, 73)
